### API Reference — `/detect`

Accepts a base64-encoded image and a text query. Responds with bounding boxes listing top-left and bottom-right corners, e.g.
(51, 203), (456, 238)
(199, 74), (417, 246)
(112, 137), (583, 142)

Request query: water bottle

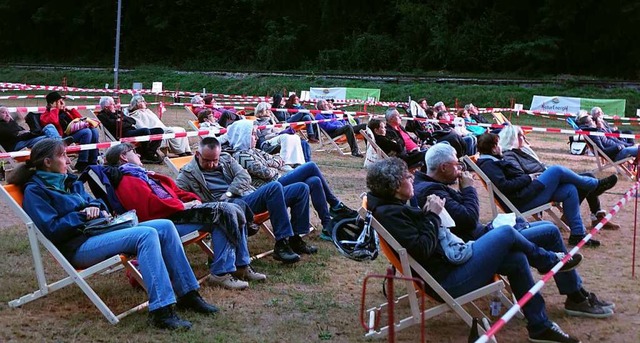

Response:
(490, 296), (502, 317)
(97, 153), (104, 165)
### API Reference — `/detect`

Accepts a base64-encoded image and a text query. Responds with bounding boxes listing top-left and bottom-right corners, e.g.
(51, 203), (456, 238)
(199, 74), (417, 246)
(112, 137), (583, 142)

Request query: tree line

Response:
(1, 0), (638, 78)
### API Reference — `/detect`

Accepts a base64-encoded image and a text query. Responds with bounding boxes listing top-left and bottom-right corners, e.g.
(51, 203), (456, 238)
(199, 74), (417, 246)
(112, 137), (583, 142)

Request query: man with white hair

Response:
(0, 105), (69, 151)
(413, 142), (614, 319)
(464, 103), (489, 124)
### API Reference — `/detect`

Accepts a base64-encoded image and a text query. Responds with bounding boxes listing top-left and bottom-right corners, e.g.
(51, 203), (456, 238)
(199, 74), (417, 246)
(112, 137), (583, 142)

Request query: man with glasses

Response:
(413, 142), (615, 319)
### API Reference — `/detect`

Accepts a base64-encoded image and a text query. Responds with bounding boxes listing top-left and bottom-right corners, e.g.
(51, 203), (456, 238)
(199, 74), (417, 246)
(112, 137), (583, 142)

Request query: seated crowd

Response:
(5, 94), (623, 342)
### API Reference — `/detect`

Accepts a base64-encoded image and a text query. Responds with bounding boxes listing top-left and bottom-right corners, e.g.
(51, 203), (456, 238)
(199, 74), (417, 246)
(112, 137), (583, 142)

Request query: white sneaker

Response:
(233, 265), (267, 282)
(206, 274), (249, 290)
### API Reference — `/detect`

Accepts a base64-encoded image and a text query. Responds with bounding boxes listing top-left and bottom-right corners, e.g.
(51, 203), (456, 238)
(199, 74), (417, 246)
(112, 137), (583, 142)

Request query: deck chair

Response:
(317, 127), (347, 155)
(492, 112), (510, 126)
(163, 155), (278, 261)
(184, 105), (197, 118)
(581, 135), (635, 181)
(359, 203), (510, 341)
(462, 155), (570, 232)
(87, 109), (117, 142)
(361, 127), (388, 168)
(188, 120), (200, 132)
(2, 184), (147, 324)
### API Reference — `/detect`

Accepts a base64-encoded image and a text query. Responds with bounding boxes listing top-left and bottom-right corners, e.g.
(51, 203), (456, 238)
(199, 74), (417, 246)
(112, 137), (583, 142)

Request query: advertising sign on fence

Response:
(530, 95), (626, 116)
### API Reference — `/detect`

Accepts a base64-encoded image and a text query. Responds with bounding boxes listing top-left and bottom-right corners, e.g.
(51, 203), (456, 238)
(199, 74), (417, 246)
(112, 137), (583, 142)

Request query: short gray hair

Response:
(366, 157), (407, 199)
(129, 95), (146, 111)
(498, 125), (521, 152)
(255, 102), (271, 115)
(590, 107), (602, 117)
(434, 101), (445, 109)
(424, 143), (456, 173)
(316, 99), (328, 110)
(464, 103), (475, 111)
(105, 142), (135, 166)
(385, 107), (399, 121)
(191, 95), (203, 104)
(99, 96), (115, 108)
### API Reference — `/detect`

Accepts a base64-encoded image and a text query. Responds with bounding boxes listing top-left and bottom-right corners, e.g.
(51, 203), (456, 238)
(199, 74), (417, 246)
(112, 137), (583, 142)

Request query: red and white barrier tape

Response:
(0, 94), (104, 100)
(475, 181), (640, 343)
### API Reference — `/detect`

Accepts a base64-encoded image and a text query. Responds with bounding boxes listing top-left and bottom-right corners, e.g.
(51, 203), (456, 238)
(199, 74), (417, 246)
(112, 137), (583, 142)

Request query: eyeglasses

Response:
(123, 147), (137, 155)
(446, 161), (466, 171)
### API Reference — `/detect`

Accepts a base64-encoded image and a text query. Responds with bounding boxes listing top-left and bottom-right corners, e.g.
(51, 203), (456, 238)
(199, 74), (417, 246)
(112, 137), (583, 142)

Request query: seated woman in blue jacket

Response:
(9, 138), (217, 330)
(476, 133), (617, 247)
(314, 99), (366, 157)
(366, 158), (585, 343)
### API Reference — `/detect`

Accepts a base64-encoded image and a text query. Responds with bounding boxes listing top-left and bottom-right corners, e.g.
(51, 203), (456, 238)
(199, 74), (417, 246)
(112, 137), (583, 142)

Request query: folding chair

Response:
(2, 184), (147, 324)
(359, 203), (510, 341)
(317, 127), (347, 155)
(361, 127), (388, 168)
(162, 155), (277, 261)
(582, 135), (635, 181)
(86, 109), (117, 142)
(184, 105), (197, 118)
(188, 120), (200, 132)
(462, 155), (570, 232)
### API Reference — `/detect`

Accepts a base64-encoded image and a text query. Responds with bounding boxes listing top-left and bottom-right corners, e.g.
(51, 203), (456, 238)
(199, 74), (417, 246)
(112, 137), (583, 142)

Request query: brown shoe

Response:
(308, 138), (320, 144)
(592, 212), (621, 230)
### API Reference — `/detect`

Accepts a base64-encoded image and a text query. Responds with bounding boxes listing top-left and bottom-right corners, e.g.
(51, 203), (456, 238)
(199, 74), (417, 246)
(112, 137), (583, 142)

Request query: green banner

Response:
(580, 98), (626, 116)
(345, 88), (381, 101)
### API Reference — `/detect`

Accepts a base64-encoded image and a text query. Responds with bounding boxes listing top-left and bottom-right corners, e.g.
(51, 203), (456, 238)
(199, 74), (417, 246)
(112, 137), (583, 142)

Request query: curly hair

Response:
(366, 157), (407, 199)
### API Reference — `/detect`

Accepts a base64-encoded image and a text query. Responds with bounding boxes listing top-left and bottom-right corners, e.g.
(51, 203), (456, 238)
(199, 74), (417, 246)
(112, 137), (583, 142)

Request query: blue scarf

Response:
(35, 170), (68, 192)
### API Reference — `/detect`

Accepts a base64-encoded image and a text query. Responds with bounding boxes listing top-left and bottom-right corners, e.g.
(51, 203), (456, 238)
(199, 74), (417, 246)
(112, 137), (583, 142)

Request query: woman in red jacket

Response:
(40, 92), (99, 171)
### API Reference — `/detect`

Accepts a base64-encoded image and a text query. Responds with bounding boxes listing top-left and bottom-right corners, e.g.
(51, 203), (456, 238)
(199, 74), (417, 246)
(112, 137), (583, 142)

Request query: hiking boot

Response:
(528, 322), (580, 343)
(592, 174), (618, 196)
(176, 290), (219, 314)
(148, 305), (192, 330)
(539, 252), (583, 274)
(587, 292), (615, 311)
(592, 212), (621, 230)
(273, 238), (301, 264)
(233, 265), (266, 282)
(289, 234), (318, 254)
(568, 235), (601, 247)
(206, 273), (249, 290)
(564, 298), (614, 318)
(330, 202), (358, 218)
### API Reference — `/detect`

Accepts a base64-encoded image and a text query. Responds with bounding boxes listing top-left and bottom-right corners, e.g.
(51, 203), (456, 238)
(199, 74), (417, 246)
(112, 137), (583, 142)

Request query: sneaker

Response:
(587, 292), (615, 311)
(330, 202), (358, 218)
(568, 235), (600, 247)
(308, 138), (320, 144)
(351, 151), (364, 158)
(273, 238), (301, 264)
(564, 298), (614, 318)
(555, 252), (583, 272)
(176, 290), (219, 314)
(206, 273), (249, 290)
(592, 212), (621, 230)
(289, 235), (318, 254)
(592, 174), (618, 196)
(319, 224), (333, 241)
(148, 305), (192, 330)
(233, 265), (266, 282)
(528, 322), (580, 343)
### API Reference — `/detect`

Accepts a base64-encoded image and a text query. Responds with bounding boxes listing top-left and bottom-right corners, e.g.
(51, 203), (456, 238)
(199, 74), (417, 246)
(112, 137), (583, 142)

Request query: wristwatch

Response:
(225, 191), (233, 198)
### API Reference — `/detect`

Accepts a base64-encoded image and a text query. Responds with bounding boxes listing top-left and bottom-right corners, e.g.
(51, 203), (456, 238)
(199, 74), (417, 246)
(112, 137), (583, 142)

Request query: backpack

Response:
(331, 211), (379, 262)
(568, 135), (587, 155)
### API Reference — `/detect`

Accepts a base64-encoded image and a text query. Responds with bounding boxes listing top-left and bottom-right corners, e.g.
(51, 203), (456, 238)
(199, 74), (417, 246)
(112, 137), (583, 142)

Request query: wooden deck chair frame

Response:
(359, 206), (507, 341)
(0, 143), (20, 169)
(162, 155), (279, 261)
(184, 105), (197, 118)
(86, 109), (118, 142)
(462, 155), (570, 232)
(2, 184), (148, 324)
(317, 127), (347, 155)
(188, 120), (200, 132)
(360, 127), (389, 160)
(582, 135), (635, 181)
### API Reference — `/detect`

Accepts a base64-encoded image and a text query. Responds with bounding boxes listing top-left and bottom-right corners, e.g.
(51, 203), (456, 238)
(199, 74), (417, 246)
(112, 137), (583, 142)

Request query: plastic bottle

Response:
(490, 296), (502, 317)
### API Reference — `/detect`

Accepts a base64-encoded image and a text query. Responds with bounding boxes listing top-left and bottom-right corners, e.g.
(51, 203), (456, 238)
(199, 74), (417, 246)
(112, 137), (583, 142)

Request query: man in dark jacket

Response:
(97, 96), (163, 163)
(413, 143), (615, 319)
(576, 114), (638, 161)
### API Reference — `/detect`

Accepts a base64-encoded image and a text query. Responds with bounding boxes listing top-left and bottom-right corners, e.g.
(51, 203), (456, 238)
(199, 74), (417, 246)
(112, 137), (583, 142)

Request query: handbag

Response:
(81, 210), (138, 236)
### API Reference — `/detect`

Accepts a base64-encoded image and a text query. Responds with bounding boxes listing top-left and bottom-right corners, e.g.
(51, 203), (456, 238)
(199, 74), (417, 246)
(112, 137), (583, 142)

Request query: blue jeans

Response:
(300, 140), (312, 162)
(615, 146), (639, 161)
(438, 225), (553, 335)
(462, 135), (476, 156)
(175, 223), (250, 275)
(278, 162), (340, 227)
(520, 221), (582, 295)
(241, 181), (310, 241)
(13, 124), (62, 150)
(69, 219), (199, 311)
(287, 113), (317, 138)
(521, 165), (598, 236)
(70, 127), (100, 163)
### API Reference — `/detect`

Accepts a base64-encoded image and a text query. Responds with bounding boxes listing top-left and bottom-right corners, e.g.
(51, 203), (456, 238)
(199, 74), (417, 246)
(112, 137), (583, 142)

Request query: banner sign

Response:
(530, 95), (626, 116)
(310, 87), (381, 101)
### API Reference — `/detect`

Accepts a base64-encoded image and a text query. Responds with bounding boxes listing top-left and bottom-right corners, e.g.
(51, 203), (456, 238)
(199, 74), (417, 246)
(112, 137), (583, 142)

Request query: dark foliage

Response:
(0, 0), (638, 77)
